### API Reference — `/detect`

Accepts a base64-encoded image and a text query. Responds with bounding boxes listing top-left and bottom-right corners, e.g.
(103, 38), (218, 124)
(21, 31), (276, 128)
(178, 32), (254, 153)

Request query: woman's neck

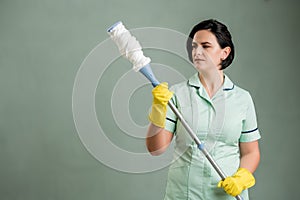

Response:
(199, 70), (224, 98)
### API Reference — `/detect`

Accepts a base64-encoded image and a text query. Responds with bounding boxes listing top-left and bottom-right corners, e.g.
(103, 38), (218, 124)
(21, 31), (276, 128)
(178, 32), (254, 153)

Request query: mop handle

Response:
(107, 22), (243, 200)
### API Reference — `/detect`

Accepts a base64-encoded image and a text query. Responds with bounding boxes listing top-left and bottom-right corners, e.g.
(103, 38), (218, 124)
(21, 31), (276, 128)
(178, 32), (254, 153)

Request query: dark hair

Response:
(186, 19), (235, 69)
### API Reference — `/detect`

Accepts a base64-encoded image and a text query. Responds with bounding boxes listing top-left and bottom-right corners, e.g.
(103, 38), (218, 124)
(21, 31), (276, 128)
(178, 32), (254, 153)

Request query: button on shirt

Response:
(164, 73), (261, 200)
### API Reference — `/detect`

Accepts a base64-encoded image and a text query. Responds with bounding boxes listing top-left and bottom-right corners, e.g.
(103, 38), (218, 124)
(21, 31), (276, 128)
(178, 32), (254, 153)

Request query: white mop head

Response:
(107, 21), (151, 72)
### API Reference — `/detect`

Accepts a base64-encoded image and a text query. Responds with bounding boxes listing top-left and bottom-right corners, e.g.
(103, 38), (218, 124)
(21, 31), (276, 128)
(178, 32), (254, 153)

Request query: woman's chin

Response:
(193, 64), (205, 72)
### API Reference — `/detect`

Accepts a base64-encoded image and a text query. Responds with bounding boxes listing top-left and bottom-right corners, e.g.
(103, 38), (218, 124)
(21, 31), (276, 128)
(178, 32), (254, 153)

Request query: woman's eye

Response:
(192, 45), (197, 49)
(202, 45), (209, 48)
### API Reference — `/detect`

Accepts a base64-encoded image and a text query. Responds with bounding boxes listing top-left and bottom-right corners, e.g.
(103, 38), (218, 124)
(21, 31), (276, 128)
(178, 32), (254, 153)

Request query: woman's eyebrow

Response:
(200, 42), (212, 45)
(192, 41), (212, 45)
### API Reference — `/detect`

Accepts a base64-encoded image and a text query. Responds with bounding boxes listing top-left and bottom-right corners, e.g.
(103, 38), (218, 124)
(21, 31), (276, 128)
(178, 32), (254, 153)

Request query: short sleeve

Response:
(239, 93), (261, 142)
(164, 93), (178, 134)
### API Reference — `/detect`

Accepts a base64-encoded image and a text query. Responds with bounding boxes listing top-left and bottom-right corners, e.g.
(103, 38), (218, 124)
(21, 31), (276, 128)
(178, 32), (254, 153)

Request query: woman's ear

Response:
(221, 46), (231, 60)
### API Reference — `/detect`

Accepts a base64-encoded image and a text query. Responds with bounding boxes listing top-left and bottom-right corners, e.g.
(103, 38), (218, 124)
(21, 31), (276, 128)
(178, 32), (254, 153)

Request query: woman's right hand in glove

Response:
(148, 82), (173, 128)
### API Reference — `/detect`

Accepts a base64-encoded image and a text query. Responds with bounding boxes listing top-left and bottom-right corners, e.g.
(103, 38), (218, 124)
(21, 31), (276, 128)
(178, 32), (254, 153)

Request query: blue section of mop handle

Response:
(198, 143), (205, 150)
(139, 64), (160, 87)
(107, 21), (122, 32)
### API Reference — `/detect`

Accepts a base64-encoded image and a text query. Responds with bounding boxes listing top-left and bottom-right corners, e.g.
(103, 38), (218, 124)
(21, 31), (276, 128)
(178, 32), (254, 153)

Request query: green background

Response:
(1, 0), (299, 199)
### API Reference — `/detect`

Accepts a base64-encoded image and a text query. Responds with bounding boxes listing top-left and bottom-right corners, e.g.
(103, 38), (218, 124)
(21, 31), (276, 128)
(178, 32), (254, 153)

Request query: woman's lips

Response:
(194, 58), (205, 62)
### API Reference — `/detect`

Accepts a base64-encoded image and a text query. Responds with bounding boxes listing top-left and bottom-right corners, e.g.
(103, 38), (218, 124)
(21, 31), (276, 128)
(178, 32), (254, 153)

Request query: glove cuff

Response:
(148, 104), (167, 128)
(235, 168), (255, 189)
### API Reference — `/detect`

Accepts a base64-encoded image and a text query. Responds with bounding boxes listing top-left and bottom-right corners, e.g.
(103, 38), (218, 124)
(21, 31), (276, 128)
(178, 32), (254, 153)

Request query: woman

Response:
(146, 19), (261, 199)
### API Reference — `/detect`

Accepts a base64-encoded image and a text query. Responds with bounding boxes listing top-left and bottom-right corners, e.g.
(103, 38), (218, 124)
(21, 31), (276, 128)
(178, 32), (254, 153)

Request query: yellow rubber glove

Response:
(148, 82), (173, 128)
(218, 168), (255, 196)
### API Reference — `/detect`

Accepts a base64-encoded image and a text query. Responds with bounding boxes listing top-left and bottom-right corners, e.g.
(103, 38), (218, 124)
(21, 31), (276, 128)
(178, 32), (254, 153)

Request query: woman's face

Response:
(192, 30), (230, 71)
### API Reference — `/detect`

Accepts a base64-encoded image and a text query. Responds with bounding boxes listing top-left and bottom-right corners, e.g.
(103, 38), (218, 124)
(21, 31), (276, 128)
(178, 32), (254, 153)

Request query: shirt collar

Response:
(188, 73), (234, 91)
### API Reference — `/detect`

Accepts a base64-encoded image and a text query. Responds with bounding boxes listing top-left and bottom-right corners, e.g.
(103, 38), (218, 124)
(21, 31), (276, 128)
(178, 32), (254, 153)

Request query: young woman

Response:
(146, 19), (261, 200)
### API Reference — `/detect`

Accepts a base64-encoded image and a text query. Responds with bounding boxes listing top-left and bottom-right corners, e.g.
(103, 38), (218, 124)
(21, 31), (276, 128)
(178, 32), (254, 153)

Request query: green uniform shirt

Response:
(164, 73), (261, 200)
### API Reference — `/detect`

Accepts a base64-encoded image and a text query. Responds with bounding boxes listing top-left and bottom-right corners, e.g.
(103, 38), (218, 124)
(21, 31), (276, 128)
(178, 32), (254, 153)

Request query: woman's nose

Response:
(195, 46), (204, 56)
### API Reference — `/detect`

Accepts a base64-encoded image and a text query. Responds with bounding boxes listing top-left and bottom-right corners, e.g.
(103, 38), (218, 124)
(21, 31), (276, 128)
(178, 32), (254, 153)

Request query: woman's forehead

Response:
(193, 30), (217, 43)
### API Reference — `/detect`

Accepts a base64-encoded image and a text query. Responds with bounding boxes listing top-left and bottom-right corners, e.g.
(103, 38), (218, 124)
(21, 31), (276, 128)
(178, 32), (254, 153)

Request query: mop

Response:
(107, 21), (243, 200)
